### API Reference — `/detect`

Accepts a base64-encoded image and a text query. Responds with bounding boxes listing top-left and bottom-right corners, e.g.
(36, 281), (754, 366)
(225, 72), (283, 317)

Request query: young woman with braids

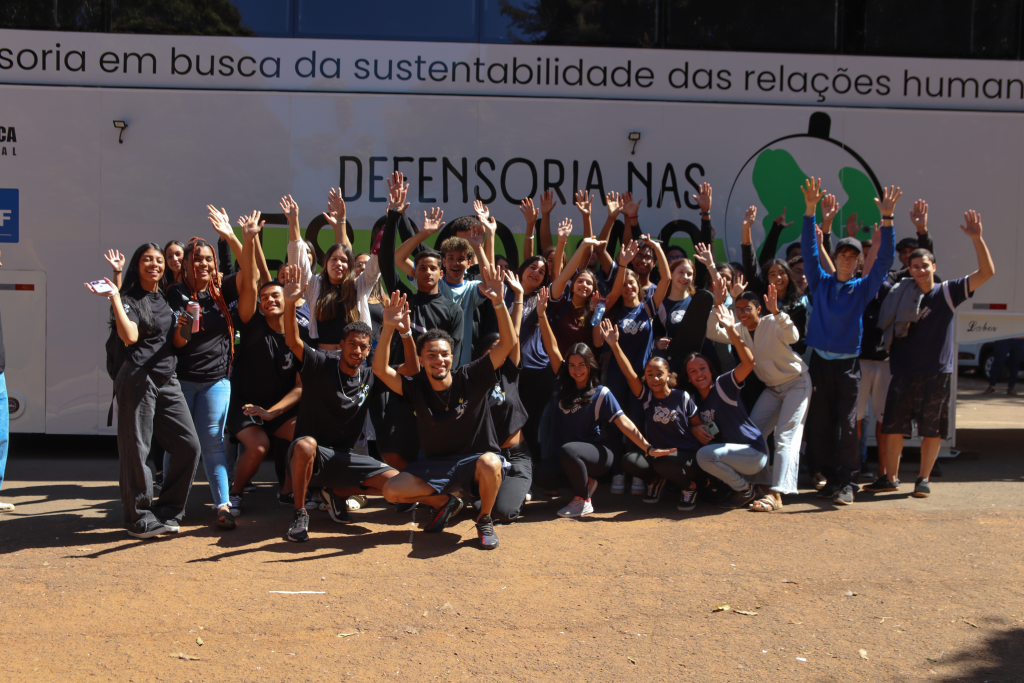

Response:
(166, 224), (242, 530)
(85, 244), (201, 538)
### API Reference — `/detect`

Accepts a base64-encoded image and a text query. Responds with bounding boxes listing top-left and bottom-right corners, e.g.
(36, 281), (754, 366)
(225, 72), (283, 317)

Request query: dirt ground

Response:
(1, 376), (1023, 682)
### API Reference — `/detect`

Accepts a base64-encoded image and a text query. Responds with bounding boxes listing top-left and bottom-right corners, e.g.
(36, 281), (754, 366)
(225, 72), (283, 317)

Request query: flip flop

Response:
(216, 508), (236, 530)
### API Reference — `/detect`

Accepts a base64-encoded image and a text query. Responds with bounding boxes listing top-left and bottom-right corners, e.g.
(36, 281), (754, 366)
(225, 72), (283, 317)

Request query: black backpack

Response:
(104, 299), (133, 425)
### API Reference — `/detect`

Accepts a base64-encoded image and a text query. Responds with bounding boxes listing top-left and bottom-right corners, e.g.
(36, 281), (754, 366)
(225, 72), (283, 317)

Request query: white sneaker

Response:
(0, 501), (14, 512)
(228, 494), (242, 516)
(525, 492), (532, 502)
(557, 496), (594, 518)
(630, 476), (645, 495)
(610, 474), (626, 494)
(345, 495), (367, 511)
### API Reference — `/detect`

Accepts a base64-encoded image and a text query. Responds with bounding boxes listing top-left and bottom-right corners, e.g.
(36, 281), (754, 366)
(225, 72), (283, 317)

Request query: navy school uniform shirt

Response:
(555, 385), (624, 445)
(510, 287), (551, 371)
(693, 370), (767, 454)
(640, 386), (702, 451)
(610, 287), (656, 375)
(654, 296), (693, 340)
(889, 276), (972, 376)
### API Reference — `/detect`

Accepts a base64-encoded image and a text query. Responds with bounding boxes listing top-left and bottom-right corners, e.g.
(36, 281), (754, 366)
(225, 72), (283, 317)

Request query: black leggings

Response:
(519, 367), (556, 461)
(622, 450), (700, 489)
(538, 441), (616, 499)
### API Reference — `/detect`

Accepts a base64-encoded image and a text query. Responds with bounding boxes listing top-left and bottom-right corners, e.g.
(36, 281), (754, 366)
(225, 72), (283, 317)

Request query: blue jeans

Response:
(174, 378), (231, 509)
(989, 338), (1024, 389)
(697, 443), (768, 492)
(0, 373), (8, 490)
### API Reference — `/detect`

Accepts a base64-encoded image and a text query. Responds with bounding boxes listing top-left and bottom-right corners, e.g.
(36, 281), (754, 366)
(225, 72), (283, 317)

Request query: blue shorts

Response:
(401, 453), (508, 497)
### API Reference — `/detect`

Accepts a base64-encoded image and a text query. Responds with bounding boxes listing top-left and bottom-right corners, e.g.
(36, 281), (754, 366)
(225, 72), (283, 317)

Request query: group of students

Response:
(87, 171), (994, 549)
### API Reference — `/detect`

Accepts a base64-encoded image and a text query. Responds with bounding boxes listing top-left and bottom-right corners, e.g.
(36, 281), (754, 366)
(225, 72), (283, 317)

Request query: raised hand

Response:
(386, 171), (410, 214)
(207, 205), (233, 239)
(730, 272), (747, 300)
(580, 237), (607, 251)
(536, 285), (550, 315)
(599, 318), (619, 344)
(693, 241), (715, 268)
(800, 178), (825, 214)
(84, 277), (118, 298)
(763, 283), (779, 315)
(104, 249), (125, 272)
(621, 191), (640, 218)
(714, 303), (736, 328)
(741, 206), (757, 230)
(238, 210), (264, 237)
(606, 191), (622, 218)
(909, 199), (929, 232)
(279, 195), (299, 223)
(712, 277), (727, 306)
(618, 238), (639, 266)
(821, 193), (839, 224)
(874, 185), (903, 216)
(473, 199), (491, 223)
(476, 263), (505, 303)
(960, 209), (983, 238)
(774, 206), (794, 228)
(845, 211), (862, 238)
(422, 207), (445, 235)
(504, 269), (524, 297)
(693, 182), (712, 213)
(540, 189), (556, 215)
(467, 224), (486, 247)
(279, 264), (303, 302)
(327, 187), (347, 224)
(556, 217), (573, 242)
(383, 291), (411, 333)
(519, 197), (538, 226)
(574, 190), (593, 217)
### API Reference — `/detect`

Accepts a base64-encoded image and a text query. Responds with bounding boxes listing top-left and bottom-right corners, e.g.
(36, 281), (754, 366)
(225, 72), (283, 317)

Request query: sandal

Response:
(749, 495), (782, 512)
(215, 507), (236, 530)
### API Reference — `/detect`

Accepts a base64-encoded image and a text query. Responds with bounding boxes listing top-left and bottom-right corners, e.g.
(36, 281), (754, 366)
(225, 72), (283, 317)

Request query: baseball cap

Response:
(834, 237), (863, 256)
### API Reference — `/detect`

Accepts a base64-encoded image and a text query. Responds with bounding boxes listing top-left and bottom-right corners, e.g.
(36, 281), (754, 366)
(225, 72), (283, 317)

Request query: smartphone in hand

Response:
(89, 279), (114, 295)
(177, 312), (194, 342)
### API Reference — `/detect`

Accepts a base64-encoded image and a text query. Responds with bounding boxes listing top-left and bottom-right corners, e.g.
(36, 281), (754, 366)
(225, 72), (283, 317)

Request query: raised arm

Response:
(520, 197), (538, 261)
(861, 223), (881, 276)
(715, 304), (754, 383)
(762, 284), (800, 345)
(535, 286), (562, 374)
(550, 219), (595, 299)
(819, 192), (839, 236)
(281, 196), (313, 291)
(539, 189), (556, 253)
(503, 270), (524, 364)
(817, 226), (836, 275)
(863, 185), (900, 293)
(594, 191), (621, 274)
(909, 199), (934, 256)
(373, 292), (411, 395)
(647, 235), (671, 309)
(477, 264), (517, 369)
(691, 182), (714, 289)
(799, 178), (827, 288)
(599, 319), (643, 398)
(471, 201), (496, 273)
(85, 276), (138, 344)
(208, 204), (243, 267)
(395, 207), (443, 279)
(279, 264), (306, 363)
(605, 238), (638, 308)
(103, 249), (125, 290)
(758, 208), (792, 268)
(378, 207), (412, 297)
(961, 210), (995, 292)
(575, 190), (595, 240)
(235, 210), (263, 325)
(324, 187), (350, 250)
(693, 242), (724, 294)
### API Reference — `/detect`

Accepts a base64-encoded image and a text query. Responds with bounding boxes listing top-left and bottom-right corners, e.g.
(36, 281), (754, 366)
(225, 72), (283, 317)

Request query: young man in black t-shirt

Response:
(373, 264), (516, 550)
(280, 265), (419, 542)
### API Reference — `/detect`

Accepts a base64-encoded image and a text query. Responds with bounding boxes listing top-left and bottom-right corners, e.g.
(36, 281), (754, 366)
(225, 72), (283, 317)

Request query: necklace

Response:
(432, 384), (452, 411)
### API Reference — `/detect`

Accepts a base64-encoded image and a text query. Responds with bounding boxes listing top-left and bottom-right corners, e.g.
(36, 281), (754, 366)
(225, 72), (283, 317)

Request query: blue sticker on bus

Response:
(0, 189), (18, 243)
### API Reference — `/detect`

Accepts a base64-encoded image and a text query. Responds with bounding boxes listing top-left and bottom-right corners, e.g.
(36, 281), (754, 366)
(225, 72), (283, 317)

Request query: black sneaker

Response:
(817, 483), (839, 499)
(286, 509), (310, 542)
(161, 519), (181, 533)
(476, 514), (499, 549)
(243, 483), (258, 493)
(278, 492), (295, 506)
(423, 495), (464, 533)
(833, 484), (855, 506)
(913, 478), (931, 498)
(319, 488), (353, 523)
(127, 520), (167, 539)
(718, 486), (756, 509)
(643, 477), (666, 504)
(396, 502), (419, 513)
(678, 485), (698, 512)
(863, 476), (899, 493)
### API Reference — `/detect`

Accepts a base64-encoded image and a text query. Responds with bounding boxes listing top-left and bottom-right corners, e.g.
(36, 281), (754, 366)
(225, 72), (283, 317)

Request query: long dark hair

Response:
(160, 239), (184, 292)
(517, 255), (550, 295)
(556, 343), (601, 410)
(315, 243), (358, 324)
(762, 258), (800, 308)
(115, 243), (163, 334)
(181, 237), (235, 359)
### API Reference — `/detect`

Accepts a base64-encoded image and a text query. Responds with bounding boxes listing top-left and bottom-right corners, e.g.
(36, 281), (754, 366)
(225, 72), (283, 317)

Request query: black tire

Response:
(978, 350), (993, 379)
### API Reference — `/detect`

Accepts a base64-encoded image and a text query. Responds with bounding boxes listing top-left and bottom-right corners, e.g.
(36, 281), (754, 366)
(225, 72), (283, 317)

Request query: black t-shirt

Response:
(390, 292), (464, 367)
(401, 356), (499, 459)
(294, 343), (376, 449)
(167, 283), (234, 383)
(229, 313), (298, 409)
(123, 291), (177, 379)
(486, 358), (528, 444)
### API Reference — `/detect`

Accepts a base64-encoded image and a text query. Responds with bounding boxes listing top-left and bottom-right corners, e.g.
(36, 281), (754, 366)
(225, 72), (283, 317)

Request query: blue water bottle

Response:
(591, 302), (606, 326)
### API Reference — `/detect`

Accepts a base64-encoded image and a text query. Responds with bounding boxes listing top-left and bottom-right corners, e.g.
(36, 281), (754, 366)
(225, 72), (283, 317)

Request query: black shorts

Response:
(287, 439), (394, 489)
(376, 399), (420, 461)
(401, 453), (508, 497)
(226, 401), (298, 440)
(881, 372), (951, 439)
